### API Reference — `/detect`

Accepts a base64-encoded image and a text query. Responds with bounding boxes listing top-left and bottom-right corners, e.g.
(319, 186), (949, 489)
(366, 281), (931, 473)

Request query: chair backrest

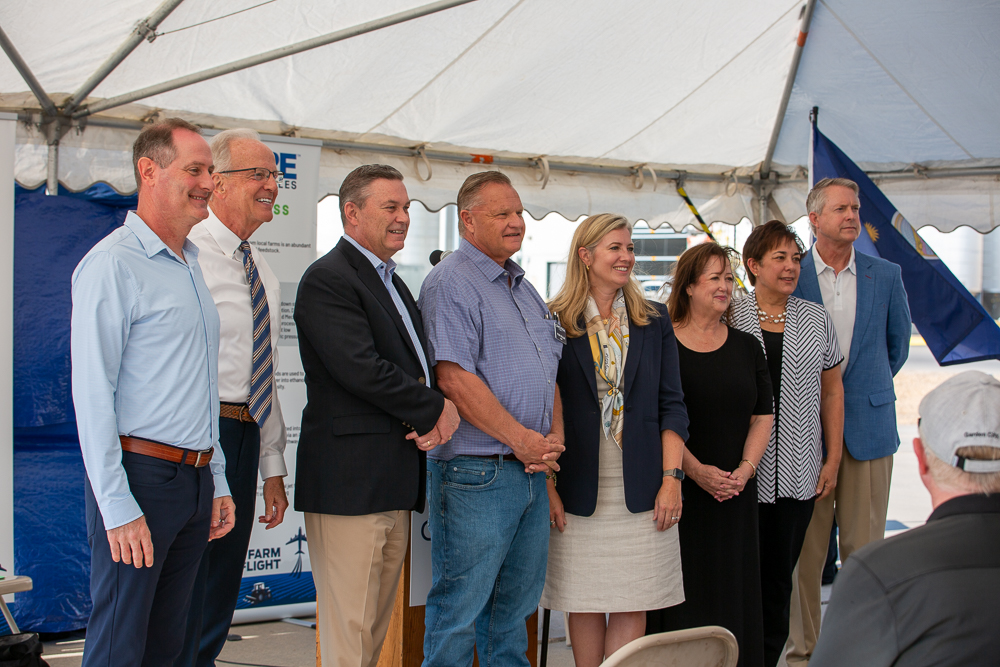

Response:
(599, 625), (738, 667)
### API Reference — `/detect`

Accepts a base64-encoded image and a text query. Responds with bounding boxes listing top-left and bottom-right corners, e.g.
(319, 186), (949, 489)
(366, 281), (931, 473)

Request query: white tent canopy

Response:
(2, 0), (998, 231)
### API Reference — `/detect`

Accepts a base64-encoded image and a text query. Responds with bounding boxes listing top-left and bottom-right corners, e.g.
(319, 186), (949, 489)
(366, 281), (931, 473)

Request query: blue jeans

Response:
(423, 456), (549, 667)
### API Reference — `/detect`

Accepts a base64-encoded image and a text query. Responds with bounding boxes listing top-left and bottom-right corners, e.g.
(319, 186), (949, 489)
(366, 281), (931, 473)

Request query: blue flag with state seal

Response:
(811, 124), (1000, 365)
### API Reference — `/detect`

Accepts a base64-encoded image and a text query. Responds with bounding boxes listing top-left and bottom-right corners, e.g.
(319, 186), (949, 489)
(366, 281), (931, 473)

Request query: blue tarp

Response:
(811, 126), (1000, 365)
(11, 183), (135, 632)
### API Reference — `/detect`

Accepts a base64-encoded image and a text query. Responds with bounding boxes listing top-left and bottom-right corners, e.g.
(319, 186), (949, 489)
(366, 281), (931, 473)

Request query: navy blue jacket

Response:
(293, 238), (444, 516)
(555, 301), (689, 516)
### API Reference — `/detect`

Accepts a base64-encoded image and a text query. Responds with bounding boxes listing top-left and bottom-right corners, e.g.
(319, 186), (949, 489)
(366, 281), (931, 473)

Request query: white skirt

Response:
(540, 426), (684, 613)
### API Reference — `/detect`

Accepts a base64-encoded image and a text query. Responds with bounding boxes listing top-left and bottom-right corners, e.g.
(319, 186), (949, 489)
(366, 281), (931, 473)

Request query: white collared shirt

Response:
(813, 244), (857, 368)
(188, 211), (288, 480)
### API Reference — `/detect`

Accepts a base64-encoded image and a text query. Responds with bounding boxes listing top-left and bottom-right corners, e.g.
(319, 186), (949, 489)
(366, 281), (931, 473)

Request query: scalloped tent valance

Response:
(2, 0), (998, 231)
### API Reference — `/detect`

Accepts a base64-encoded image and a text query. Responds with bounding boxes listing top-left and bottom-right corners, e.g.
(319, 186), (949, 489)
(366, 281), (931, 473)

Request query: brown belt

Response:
(220, 402), (255, 423)
(119, 436), (214, 467)
(464, 453), (519, 461)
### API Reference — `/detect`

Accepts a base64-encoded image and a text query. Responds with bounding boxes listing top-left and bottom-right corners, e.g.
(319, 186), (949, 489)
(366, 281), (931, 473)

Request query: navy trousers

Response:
(177, 417), (261, 667)
(83, 451), (214, 667)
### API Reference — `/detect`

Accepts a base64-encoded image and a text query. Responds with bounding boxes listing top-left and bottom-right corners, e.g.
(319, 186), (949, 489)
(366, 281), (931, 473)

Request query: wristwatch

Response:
(662, 468), (685, 481)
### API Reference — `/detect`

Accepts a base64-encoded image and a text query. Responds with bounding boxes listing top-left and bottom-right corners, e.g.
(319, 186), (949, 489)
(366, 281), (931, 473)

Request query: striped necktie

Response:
(239, 241), (273, 426)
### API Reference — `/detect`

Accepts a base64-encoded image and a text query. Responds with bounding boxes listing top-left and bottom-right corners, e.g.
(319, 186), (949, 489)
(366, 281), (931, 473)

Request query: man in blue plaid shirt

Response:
(420, 171), (565, 667)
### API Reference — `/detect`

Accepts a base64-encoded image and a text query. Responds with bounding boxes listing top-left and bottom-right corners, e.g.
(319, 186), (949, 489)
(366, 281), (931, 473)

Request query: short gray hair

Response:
(919, 424), (1000, 495)
(806, 178), (859, 216)
(210, 128), (264, 173)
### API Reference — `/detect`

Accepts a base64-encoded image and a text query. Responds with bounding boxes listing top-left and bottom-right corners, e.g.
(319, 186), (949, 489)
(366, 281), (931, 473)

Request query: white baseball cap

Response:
(918, 370), (1000, 473)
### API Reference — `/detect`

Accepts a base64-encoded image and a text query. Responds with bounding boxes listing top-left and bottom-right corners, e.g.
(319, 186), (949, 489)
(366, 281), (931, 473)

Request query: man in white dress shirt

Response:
(787, 177), (911, 666)
(179, 129), (290, 667)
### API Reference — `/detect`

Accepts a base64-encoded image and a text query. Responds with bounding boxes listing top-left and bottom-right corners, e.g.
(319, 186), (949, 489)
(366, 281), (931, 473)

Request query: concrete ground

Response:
(38, 344), (999, 667)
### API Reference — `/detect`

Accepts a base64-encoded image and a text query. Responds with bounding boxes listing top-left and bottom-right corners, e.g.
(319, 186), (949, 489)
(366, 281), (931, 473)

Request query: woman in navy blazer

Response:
(539, 214), (689, 667)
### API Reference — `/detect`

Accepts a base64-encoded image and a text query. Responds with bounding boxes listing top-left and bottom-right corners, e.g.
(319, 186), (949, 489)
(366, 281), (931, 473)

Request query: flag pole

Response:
(808, 106), (818, 189)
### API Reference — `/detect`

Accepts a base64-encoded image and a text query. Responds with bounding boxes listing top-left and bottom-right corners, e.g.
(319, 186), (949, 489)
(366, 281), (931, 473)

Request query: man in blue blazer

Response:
(787, 178), (911, 666)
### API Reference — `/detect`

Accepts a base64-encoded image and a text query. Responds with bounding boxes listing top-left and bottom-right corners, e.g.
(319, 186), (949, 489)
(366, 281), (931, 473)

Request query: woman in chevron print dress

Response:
(732, 221), (845, 667)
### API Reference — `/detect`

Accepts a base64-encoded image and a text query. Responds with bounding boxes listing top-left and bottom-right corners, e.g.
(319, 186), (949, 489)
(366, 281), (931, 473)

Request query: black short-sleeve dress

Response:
(646, 326), (773, 667)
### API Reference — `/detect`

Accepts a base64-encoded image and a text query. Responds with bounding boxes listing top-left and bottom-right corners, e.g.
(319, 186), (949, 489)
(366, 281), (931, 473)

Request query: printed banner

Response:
(232, 134), (321, 622)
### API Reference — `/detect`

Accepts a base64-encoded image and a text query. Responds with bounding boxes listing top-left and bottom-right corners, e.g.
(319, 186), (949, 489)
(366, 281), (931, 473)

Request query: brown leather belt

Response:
(220, 402), (255, 423)
(119, 436), (214, 467)
(464, 453), (519, 461)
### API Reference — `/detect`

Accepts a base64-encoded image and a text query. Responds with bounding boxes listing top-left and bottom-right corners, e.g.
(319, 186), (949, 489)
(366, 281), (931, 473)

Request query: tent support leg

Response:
(47, 141), (59, 195)
(42, 117), (72, 196)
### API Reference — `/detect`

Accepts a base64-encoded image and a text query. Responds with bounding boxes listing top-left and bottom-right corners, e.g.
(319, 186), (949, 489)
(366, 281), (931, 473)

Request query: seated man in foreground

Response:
(811, 370), (1000, 666)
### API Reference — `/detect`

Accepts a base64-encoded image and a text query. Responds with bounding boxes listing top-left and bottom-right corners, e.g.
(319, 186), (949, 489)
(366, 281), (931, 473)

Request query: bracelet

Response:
(739, 459), (757, 478)
(546, 472), (557, 487)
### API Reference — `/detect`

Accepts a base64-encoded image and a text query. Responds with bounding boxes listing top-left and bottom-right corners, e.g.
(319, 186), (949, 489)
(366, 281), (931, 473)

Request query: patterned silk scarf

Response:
(585, 290), (629, 449)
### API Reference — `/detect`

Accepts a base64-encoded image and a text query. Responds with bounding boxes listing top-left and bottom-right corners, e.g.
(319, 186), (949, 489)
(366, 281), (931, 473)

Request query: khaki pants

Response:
(305, 511), (409, 667)
(786, 451), (892, 665)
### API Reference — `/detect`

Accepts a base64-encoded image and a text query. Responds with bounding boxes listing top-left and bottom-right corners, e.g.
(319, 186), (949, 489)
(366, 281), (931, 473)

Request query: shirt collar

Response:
(928, 493), (1000, 522)
(343, 234), (397, 279)
(125, 210), (199, 262)
(457, 238), (524, 286)
(812, 244), (856, 277)
(202, 208), (245, 259)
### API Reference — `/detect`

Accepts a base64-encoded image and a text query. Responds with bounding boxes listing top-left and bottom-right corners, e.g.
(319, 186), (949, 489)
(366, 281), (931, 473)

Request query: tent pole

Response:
(73, 0), (480, 118)
(46, 141), (58, 195)
(760, 0), (817, 179)
(0, 25), (57, 117)
(62, 0), (187, 115)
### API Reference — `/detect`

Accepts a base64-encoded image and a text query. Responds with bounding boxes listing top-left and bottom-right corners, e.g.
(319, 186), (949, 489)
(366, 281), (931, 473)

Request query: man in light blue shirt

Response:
(71, 118), (235, 667)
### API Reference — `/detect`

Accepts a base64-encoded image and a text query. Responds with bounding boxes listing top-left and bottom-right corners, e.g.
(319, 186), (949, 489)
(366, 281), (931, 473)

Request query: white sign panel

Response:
(409, 506), (433, 607)
(232, 134), (320, 623)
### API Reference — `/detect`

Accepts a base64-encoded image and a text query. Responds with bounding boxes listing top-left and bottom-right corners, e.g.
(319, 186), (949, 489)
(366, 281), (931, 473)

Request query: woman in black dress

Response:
(646, 242), (773, 667)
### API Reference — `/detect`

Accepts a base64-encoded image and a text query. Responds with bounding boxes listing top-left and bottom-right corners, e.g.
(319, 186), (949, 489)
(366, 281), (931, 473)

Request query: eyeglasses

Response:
(217, 167), (284, 183)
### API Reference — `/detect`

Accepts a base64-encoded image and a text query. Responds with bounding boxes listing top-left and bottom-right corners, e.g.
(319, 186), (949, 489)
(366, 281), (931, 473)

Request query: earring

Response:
(585, 264), (590, 271)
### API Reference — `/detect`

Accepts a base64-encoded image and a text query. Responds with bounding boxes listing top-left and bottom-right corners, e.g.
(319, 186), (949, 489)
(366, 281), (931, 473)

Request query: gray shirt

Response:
(811, 493), (1000, 667)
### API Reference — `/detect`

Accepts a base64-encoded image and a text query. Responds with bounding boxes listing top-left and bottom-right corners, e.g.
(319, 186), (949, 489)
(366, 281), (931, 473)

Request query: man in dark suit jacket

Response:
(293, 164), (459, 667)
(787, 177), (910, 666)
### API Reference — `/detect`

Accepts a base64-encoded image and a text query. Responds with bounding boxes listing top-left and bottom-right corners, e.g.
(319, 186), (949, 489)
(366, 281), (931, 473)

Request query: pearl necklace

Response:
(756, 297), (787, 324)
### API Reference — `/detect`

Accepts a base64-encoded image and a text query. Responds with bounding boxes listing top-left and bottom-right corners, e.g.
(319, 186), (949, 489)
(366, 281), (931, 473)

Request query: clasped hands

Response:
(514, 429), (564, 474)
(407, 398), (461, 451)
(692, 462), (753, 502)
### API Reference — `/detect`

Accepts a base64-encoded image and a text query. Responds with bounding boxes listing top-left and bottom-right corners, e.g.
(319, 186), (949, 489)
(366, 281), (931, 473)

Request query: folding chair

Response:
(0, 576), (32, 634)
(599, 625), (738, 667)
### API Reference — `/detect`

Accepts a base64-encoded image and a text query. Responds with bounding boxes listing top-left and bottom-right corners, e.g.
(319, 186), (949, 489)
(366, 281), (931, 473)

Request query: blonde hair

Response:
(548, 213), (658, 338)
